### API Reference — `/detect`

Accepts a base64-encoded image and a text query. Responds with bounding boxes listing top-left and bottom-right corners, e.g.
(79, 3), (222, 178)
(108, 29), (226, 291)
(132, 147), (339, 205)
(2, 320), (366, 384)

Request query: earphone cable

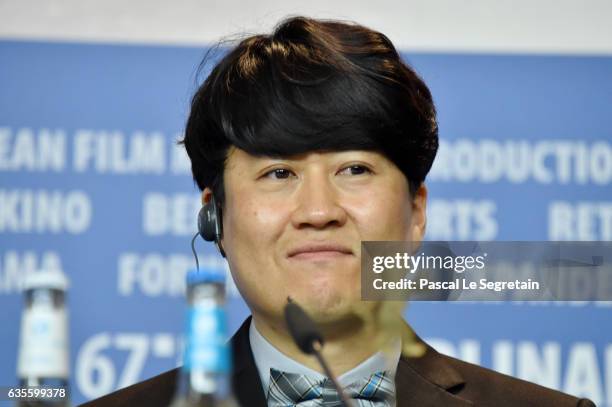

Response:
(191, 232), (200, 271)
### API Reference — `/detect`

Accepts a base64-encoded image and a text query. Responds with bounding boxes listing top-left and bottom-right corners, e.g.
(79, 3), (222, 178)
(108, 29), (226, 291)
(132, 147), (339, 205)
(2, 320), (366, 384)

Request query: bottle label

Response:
(17, 306), (69, 378)
(184, 303), (230, 373)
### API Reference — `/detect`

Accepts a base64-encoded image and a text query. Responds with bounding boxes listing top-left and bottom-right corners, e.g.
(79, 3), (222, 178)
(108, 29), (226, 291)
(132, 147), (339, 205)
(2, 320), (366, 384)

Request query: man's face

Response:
(208, 147), (426, 326)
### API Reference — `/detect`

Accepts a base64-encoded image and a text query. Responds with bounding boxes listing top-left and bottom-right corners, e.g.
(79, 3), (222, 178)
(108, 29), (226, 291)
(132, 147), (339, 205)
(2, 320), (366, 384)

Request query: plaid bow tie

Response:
(267, 368), (395, 406)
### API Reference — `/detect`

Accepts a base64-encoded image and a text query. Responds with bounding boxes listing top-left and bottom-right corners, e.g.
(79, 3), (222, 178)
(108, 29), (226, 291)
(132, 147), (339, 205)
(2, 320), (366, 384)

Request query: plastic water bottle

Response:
(16, 269), (70, 407)
(170, 268), (237, 407)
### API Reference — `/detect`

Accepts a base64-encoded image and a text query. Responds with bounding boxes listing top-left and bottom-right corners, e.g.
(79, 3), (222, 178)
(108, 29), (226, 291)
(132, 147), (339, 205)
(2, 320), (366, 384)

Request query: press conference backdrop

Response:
(1, 32), (612, 407)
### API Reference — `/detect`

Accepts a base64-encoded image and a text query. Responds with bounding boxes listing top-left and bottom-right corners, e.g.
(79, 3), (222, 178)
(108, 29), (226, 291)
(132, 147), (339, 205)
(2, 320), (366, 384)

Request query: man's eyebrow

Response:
(249, 156), (289, 164)
(240, 156), (291, 172)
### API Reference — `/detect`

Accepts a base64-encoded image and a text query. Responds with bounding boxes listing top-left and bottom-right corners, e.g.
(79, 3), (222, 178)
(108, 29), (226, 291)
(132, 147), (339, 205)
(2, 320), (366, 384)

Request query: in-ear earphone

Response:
(195, 194), (226, 258)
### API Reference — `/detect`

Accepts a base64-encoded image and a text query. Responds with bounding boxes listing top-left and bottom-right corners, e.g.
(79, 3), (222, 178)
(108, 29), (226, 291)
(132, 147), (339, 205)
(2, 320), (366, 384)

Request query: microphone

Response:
(284, 298), (355, 407)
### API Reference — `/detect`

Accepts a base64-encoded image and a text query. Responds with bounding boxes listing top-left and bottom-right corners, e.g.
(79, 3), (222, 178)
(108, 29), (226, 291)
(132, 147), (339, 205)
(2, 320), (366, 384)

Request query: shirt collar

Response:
(248, 319), (401, 394)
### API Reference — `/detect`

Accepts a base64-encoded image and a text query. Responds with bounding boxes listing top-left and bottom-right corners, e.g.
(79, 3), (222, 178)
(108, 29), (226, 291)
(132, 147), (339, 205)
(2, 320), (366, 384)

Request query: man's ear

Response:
(200, 187), (226, 257)
(202, 187), (213, 206)
(410, 184), (428, 243)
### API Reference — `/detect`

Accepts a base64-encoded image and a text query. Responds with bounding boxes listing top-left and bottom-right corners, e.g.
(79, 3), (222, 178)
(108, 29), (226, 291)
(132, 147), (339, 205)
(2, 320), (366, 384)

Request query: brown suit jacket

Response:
(80, 318), (595, 406)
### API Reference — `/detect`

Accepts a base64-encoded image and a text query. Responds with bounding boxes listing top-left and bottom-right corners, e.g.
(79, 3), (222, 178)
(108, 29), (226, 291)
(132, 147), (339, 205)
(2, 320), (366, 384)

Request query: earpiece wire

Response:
(191, 232), (200, 271)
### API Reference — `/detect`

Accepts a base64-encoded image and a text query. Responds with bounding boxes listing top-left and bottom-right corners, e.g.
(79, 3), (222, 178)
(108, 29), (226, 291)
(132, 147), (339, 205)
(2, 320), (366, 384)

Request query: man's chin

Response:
(296, 294), (367, 328)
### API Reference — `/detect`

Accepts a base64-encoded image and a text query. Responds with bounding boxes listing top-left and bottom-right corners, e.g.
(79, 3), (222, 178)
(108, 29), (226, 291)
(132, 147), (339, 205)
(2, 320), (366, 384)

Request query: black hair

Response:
(181, 16), (438, 207)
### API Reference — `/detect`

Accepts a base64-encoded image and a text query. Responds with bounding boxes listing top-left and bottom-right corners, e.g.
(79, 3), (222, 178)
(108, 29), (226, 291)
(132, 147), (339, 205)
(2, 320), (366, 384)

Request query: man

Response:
(83, 16), (595, 406)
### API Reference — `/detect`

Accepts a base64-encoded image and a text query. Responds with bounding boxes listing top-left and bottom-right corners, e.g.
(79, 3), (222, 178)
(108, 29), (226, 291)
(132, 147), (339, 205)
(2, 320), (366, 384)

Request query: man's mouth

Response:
(287, 243), (354, 260)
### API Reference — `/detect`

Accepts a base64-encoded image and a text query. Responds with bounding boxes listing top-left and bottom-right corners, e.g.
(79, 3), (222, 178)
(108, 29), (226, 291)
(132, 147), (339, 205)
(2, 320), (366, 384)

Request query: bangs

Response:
(220, 70), (393, 157)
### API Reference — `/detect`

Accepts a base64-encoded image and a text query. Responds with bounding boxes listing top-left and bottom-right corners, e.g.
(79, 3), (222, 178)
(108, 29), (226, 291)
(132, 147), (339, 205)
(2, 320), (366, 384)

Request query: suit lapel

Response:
(395, 335), (473, 407)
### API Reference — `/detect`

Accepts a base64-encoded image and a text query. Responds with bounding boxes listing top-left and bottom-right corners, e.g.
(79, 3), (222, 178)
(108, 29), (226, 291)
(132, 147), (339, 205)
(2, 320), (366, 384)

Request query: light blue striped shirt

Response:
(249, 319), (401, 397)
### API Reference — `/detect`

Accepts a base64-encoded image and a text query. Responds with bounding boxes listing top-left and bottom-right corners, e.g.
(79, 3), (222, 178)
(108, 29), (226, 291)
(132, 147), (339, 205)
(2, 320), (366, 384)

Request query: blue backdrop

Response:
(1, 40), (611, 405)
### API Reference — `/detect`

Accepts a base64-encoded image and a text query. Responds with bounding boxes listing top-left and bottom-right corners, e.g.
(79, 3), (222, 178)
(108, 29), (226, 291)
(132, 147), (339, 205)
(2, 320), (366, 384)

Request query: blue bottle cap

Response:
(186, 268), (226, 285)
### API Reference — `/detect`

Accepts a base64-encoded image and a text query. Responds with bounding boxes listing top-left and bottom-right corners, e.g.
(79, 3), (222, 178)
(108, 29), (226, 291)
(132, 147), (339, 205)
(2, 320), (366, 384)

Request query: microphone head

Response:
(284, 300), (324, 355)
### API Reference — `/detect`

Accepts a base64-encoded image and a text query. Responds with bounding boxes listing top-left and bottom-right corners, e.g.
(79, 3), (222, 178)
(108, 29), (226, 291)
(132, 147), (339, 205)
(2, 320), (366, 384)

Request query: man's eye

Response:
(338, 165), (372, 176)
(263, 168), (295, 179)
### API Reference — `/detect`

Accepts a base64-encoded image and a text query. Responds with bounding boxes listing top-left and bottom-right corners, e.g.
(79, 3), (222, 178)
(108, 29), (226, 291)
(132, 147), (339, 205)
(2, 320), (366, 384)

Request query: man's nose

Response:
(290, 175), (348, 230)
